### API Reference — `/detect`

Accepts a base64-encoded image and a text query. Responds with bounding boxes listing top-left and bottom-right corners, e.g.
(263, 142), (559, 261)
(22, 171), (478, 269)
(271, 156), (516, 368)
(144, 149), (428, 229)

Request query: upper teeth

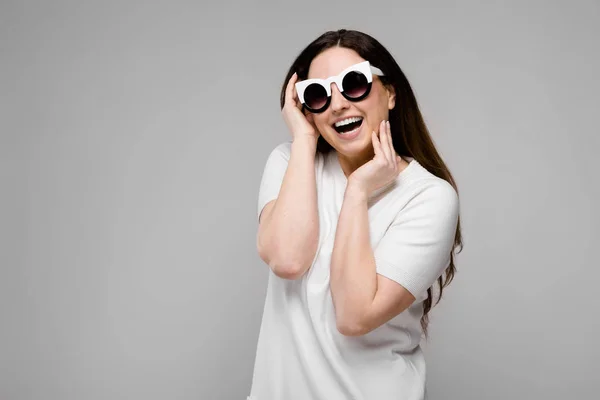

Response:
(334, 117), (363, 127)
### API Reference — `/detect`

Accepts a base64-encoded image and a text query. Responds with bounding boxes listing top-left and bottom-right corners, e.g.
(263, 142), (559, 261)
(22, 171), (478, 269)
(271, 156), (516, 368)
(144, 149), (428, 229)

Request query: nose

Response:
(329, 82), (350, 113)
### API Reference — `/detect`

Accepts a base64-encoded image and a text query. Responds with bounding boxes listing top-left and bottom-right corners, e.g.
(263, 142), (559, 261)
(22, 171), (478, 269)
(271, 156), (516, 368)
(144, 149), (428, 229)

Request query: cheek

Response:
(369, 85), (389, 109)
(373, 92), (391, 115)
(314, 115), (331, 129)
(360, 98), (384, 119)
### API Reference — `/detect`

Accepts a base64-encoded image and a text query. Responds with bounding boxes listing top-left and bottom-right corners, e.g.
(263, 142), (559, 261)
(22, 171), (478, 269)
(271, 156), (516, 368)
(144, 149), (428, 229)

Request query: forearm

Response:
(330, 182), (377, 332)
(260, 137), (320, 277)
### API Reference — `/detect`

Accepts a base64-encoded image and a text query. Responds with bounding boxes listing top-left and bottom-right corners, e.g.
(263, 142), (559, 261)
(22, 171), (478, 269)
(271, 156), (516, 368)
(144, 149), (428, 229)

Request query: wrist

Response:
(292, 135), (318, 149)
(344, 180), (369, 203)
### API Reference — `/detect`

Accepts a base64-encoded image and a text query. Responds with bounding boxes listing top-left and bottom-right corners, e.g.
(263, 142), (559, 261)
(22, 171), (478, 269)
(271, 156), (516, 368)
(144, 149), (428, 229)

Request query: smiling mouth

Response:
(333, 117), (363, 134)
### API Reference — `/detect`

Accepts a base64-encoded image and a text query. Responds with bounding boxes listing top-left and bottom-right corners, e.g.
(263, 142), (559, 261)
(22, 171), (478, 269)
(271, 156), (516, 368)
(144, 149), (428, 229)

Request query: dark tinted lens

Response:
(304, 84), (328, 110)
(342, 71), (368, 98)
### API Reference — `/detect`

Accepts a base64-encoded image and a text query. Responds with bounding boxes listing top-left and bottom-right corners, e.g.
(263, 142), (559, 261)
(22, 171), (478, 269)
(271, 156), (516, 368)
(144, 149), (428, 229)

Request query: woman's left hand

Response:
(347, 120), (403, 196)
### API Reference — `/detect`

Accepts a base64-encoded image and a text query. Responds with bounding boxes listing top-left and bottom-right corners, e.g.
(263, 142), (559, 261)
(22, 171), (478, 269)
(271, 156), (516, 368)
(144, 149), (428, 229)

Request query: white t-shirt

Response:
(248, 141), (459, 400)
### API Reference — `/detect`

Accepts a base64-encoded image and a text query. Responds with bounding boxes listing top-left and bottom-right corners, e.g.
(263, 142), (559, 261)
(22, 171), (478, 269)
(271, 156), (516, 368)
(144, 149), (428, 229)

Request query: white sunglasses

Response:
(295, 61), (385, 113)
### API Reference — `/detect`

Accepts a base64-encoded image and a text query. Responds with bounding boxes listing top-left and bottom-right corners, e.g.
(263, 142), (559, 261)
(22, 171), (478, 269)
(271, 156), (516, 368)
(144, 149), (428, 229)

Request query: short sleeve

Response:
(374, 180), (460, 298)
(257, 141), (292, 221)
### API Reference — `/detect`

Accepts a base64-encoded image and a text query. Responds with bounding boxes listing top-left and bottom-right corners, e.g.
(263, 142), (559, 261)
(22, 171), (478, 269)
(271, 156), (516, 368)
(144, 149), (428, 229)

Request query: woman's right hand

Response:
(282, 72), (320, 142)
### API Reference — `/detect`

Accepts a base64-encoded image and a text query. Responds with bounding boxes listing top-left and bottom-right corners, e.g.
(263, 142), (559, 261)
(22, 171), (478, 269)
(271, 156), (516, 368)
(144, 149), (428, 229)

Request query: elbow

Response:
(258, 247), (307, 280)
(272, 263), (306, 280)
(336, 318), (368, 337)
(257, 239), (309, 280)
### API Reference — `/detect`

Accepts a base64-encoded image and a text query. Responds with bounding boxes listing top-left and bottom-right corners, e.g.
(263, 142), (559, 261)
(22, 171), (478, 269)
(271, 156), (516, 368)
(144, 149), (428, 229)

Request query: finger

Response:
(285, 72), (295, 94)
(379, 120), (392, 163)
(292, 85), (302, 110)
(285, 72), (298, 106)
(387, 121), (396, 166)
(372, 131), (382, 158)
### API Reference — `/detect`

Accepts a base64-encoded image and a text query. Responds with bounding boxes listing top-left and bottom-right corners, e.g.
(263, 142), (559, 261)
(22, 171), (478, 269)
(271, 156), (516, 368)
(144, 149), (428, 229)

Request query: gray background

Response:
(1, 0), (598, 399)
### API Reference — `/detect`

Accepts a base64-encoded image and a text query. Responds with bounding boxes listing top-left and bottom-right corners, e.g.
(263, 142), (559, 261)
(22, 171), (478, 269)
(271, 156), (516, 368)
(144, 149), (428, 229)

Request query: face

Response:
(304, 47), (396, 164)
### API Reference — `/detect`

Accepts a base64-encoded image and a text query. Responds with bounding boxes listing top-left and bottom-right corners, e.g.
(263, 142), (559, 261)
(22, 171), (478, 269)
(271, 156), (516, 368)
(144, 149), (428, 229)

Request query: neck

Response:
(337, 148), (375, 178)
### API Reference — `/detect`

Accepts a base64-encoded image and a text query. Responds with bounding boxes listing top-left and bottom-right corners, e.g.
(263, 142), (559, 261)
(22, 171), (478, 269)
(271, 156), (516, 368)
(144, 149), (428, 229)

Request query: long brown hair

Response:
(279, 29), (463, 338)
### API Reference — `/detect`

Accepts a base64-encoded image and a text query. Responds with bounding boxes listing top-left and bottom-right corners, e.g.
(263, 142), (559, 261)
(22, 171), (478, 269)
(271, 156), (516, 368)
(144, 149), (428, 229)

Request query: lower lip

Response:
(336, 121), (363, 140)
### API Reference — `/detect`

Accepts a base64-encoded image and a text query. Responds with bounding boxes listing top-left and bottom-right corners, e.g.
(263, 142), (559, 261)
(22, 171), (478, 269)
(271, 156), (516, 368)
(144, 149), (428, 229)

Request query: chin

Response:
(335, 139), (371, 157)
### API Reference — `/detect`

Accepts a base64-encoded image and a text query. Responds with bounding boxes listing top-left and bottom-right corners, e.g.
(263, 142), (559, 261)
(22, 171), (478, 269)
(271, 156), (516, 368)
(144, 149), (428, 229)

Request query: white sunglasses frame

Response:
(295, 61), (385, 111)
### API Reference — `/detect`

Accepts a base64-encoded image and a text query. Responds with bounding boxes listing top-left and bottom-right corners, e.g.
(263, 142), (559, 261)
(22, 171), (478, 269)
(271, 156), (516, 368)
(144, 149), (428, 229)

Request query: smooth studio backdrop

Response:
(1, 0), (598, 399)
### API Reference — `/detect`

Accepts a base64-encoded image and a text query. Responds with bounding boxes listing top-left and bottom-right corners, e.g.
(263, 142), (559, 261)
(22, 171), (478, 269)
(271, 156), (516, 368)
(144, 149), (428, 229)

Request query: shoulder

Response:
(399, 162), (459, 218)
(268, 141), (293, 159)
(264, 140), (327, 170)
(260, 141), (294, 169)
(413, 179), (459, 215)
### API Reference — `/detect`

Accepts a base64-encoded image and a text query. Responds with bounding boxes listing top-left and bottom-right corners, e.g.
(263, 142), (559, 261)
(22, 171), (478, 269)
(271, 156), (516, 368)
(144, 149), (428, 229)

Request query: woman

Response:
(249, 29), (463, 400)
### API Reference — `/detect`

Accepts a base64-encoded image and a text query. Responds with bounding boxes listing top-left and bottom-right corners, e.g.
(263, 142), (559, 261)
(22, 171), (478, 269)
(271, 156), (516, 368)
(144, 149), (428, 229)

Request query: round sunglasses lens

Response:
(304, 84), (328, 110)
(342, 71), (368, 98)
